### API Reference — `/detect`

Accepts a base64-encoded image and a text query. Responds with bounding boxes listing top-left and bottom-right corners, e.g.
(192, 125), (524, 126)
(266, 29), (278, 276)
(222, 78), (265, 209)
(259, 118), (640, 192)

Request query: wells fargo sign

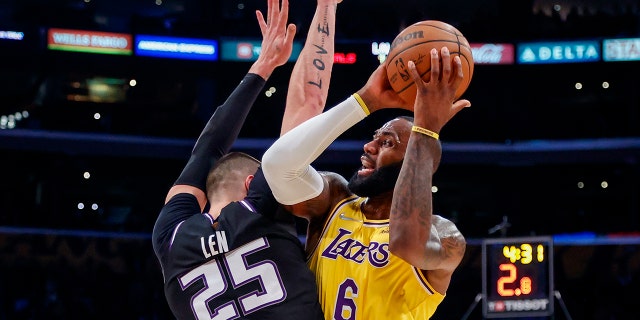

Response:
(47, 28), (132, 55)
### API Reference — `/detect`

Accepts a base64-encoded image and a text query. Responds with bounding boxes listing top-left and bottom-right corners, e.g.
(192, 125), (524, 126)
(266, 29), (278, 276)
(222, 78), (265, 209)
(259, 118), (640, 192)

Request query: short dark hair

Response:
(206, 152), (260, 197)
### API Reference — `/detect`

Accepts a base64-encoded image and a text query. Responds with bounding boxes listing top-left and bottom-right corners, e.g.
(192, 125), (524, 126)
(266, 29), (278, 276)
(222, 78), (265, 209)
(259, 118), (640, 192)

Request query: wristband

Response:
(352, 93), (370, 115)
(411, 125), (439, 140)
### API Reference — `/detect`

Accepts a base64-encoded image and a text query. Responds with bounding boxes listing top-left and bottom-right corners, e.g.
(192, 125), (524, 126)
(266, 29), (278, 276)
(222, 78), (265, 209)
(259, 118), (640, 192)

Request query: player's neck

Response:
(360, 193), (392, 220)
(207, 201), (231, 220)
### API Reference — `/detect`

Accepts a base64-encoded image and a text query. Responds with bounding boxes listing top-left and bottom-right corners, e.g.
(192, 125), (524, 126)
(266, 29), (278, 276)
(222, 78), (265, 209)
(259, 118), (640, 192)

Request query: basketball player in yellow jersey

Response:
(308, 195), (449, 319)
(262, 48), (470, 319)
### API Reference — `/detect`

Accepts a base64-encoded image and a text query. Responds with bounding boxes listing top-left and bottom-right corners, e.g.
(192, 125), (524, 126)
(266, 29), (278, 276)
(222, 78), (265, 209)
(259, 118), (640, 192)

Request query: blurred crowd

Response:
(1, 232), (639, 319)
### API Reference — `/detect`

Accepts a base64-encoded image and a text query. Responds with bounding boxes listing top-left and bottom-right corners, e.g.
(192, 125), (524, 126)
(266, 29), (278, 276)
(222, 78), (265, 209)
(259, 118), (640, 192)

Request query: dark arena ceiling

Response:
(0, 0), (639, 237)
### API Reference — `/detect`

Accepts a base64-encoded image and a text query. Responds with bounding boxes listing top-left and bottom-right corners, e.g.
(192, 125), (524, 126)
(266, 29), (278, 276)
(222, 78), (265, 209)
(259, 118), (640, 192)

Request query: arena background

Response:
(0, 0), (639, 319)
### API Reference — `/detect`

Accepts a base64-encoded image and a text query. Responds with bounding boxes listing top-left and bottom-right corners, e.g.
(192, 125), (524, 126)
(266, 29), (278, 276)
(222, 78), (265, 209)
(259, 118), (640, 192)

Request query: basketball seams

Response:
(413, 22), (461, 37)
(386, 20), (473, 102)
(391, 52), (473, 97)
(387, 39), (472, 62)
(414, 23), (471, 52)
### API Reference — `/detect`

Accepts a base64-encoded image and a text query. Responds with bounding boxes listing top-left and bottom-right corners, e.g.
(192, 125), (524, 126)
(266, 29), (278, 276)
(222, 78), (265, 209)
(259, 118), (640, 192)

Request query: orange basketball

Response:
(385, 20), (474, 105)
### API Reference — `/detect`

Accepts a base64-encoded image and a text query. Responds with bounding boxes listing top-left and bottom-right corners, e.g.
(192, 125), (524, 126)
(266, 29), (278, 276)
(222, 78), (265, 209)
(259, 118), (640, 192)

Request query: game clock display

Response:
(482, 236), (554, 318)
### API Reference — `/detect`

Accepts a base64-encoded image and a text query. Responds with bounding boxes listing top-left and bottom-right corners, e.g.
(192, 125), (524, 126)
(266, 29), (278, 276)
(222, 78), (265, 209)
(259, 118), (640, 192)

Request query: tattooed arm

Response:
(388, 49), (470, 292)
(280, 0), (341, 135)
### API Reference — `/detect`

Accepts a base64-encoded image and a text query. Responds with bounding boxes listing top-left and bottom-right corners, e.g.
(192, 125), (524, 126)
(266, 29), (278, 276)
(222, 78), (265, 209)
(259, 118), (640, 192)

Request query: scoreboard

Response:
(482, 236), (554, 318)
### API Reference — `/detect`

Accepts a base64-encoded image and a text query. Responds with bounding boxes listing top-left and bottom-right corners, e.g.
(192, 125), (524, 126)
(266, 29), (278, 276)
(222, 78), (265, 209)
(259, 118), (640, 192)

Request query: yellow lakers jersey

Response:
(308, 196), (445, 320)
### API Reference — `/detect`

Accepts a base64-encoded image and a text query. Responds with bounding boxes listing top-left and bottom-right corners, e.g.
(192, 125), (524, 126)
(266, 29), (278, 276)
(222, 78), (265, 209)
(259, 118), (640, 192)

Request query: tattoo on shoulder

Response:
(442, 233), (466, 259)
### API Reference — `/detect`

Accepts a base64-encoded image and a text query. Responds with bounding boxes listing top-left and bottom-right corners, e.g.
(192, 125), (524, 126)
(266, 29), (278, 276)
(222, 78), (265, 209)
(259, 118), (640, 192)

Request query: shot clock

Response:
(482, 236), (554, 318)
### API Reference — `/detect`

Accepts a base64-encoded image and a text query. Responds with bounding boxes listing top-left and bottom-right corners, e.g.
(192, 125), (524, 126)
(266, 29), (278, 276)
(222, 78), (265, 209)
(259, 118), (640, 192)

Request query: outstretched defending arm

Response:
(164, 0), (296, 210)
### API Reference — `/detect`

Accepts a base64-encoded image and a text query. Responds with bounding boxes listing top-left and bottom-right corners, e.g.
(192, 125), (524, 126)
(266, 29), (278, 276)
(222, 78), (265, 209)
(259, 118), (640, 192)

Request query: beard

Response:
(347, 161), (403, 197)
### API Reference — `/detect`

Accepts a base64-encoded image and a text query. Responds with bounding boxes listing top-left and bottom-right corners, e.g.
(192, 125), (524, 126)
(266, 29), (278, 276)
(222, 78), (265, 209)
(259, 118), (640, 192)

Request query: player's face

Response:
(348, 161), (402, 197)
(348, 118), (411, 197)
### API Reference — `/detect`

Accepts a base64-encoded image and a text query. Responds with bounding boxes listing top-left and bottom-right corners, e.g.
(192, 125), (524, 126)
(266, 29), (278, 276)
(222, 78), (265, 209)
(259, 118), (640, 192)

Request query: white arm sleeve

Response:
(262, 95), (368, 205)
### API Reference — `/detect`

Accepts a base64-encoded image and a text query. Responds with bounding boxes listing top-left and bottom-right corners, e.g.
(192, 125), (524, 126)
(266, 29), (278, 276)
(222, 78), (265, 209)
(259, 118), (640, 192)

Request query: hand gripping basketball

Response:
(385, 20), (474, 106)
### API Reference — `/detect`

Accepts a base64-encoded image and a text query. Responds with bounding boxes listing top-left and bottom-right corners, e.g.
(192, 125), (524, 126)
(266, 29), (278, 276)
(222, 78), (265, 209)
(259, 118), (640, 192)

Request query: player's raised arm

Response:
(249, 0), (296, 80)
(389, 50), (469, 274)
(161, 0), (296, 211)
(280, 0), (341, 135)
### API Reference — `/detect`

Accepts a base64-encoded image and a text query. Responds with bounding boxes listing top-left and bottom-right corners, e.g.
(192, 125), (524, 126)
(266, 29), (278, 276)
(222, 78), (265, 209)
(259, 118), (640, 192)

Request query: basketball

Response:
(385, 20), (474, 105)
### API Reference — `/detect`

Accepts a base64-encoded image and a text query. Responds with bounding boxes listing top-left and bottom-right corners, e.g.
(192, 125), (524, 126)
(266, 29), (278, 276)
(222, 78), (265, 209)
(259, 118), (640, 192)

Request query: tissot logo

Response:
(488, 299), (550, 312)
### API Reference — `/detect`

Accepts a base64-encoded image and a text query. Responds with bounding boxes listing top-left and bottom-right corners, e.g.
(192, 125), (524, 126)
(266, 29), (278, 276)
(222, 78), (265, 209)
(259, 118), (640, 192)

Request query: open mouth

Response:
(358, 155), (375, 176)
